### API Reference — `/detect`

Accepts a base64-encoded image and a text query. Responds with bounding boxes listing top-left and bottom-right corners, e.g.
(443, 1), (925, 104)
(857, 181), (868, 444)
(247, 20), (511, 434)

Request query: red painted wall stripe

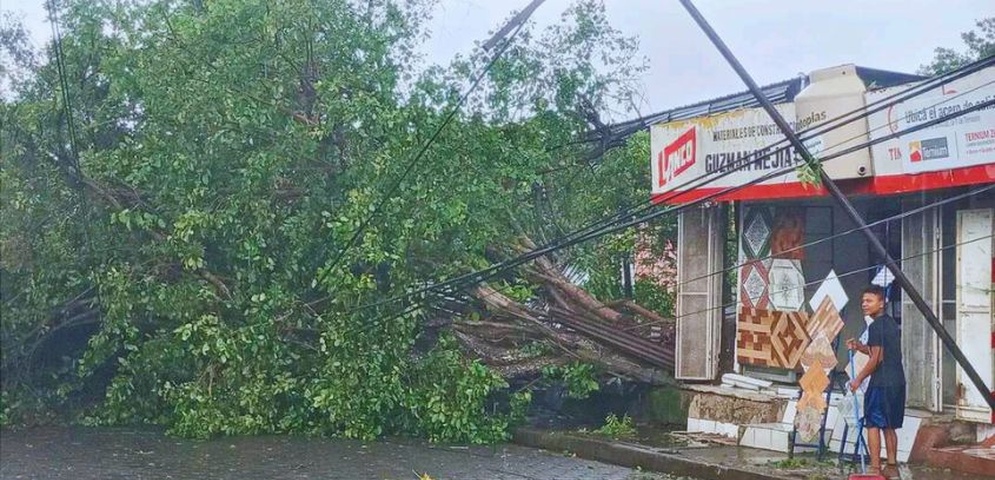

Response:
(652, 163), (995, 205)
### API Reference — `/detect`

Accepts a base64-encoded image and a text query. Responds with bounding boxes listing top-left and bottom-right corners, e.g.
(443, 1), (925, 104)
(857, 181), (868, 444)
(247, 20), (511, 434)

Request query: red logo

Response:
(658, 127), (696, 187)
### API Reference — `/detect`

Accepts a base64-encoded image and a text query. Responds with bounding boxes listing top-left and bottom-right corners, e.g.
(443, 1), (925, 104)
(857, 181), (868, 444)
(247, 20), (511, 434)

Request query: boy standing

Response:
(847, 284), (905, 478)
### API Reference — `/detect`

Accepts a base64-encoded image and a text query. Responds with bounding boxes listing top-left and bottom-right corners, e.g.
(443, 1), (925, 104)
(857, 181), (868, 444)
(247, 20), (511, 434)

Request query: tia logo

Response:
(658, 127), (696, 187)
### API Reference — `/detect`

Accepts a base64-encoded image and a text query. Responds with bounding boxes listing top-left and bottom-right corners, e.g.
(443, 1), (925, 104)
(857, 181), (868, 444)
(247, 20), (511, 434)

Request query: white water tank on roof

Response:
(794, 64), (873, 179)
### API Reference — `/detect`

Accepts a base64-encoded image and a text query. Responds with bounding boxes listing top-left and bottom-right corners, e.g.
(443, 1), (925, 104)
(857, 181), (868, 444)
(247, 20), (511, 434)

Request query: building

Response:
(644, 62), (994, 470)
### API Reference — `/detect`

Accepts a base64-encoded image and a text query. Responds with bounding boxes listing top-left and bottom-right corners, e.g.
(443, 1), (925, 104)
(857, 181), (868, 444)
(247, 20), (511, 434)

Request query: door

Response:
(675, 205), (725, 380)
(955, 208), (994, 423)
(901, 198), (943, 412)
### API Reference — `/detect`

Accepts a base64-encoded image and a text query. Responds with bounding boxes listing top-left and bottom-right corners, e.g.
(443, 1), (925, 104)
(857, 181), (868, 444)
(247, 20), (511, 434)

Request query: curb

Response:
(513, 428), (793, 480)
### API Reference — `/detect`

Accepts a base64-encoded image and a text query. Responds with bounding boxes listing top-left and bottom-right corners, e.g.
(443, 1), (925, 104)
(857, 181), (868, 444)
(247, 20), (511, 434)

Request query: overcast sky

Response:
(5, 0), (990, 120)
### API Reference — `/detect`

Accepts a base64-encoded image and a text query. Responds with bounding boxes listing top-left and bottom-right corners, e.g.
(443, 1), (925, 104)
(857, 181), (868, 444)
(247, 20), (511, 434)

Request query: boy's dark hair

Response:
(862, 284), (886, 302)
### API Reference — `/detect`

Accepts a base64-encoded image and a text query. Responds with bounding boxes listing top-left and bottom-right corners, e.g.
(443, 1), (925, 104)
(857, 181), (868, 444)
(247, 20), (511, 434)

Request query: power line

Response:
(629, 182), (995, 323)
(386, 94), (995, 311)
(330, 91), (995, 336)
(428, 58), (995, 293)
(342, 91), (995, 318)
(305, 51), (995, 315)
(427, 185), (994, 336)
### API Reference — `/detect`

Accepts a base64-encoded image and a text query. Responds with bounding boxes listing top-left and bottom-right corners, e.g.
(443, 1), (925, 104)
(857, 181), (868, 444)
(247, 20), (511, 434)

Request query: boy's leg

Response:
(867, 426), (882, 471)
(884, 428), (898, 464)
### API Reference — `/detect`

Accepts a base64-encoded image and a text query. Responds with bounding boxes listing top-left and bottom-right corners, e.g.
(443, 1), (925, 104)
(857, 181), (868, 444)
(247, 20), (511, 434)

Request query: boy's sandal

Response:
(882, 463), (900, 479)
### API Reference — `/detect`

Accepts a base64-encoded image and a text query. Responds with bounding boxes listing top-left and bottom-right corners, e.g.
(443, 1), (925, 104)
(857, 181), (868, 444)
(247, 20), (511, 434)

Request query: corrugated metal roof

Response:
(592, 66), (925, 151)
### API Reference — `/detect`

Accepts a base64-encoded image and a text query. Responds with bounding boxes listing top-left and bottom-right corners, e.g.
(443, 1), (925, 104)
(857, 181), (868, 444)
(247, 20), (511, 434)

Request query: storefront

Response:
(653, 64), (995, 435)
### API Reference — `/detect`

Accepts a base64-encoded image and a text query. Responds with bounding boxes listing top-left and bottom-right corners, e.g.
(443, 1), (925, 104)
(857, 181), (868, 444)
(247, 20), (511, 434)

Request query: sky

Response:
(4, 0), (990, 120)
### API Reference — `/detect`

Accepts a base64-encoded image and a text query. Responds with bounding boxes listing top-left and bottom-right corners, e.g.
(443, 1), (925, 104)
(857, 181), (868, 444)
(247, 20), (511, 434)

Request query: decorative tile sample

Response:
(740, 260), (770, 309)
(742, 207), (773, 259)
(794, 403), (824, 443)
(769, 259), (805, 311)
(808, 269), (849, 313)
(737, 307), (775, 367)
(769, 310), (812, 369)
(771, 208), (806, 260)
(800, 332), (838, 373)
(807, 295), (845, 341)
(871, 265), (895, 287)
(797, 366), (830, 411)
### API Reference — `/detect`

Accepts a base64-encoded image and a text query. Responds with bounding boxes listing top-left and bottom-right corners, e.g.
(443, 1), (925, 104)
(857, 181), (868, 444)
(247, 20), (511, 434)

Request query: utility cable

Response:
(420, 57), (995, 296)
(329, 93), (995, 339)
(619, 182), (995, 329)
(364, 94), (995, 314)
(304, 43), (995, 314)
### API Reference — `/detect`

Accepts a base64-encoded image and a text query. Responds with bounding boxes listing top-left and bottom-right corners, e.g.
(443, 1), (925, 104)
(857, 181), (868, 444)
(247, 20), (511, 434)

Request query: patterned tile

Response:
(794, 403), (824, 443)
(797, 367), (830, 411)
(769, 310), (811, 369)
(808, 269), (849, 313)
(742, 207), (773, 259)
(808, 295), (845, 340)
(800, 332), (838, 373)
(737, 307), (776, 367)
(769, 259), (805, 311)
(771, 208), (806, 260)
(740, 260), (770, 309)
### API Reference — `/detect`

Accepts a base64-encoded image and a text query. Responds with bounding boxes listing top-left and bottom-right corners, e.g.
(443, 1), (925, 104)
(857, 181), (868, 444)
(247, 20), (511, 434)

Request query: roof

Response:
(594, 66), (926, 151)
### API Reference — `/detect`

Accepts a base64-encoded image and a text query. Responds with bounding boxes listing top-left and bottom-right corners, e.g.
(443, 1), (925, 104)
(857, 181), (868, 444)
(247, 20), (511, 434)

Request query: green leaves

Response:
(2, 0), (654, 442)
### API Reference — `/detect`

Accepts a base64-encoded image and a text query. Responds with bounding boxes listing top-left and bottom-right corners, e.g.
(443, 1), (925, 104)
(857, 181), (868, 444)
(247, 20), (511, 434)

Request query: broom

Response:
(848, 349), (884, 480)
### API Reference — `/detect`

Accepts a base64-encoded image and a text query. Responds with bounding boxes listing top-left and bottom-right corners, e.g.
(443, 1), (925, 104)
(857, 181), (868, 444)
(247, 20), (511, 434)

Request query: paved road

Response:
(0, 427), (673, 480)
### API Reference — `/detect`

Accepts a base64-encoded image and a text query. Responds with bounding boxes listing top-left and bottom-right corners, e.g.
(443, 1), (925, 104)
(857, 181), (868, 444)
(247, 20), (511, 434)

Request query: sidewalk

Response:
(513, 427), (995, 480)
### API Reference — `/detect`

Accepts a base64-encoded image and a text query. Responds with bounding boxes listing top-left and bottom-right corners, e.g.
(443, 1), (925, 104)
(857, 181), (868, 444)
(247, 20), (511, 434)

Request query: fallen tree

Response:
(1, 0), (675, 441)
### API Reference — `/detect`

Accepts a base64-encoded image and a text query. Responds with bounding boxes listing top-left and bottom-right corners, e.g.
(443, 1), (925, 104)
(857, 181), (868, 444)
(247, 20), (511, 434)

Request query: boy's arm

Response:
(853, 345), (882, 386)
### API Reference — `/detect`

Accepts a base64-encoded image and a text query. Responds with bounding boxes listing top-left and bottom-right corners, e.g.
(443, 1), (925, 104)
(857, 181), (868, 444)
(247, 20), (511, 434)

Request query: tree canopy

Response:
(919, 17), (995, 75)
(1, 0), (674, 441)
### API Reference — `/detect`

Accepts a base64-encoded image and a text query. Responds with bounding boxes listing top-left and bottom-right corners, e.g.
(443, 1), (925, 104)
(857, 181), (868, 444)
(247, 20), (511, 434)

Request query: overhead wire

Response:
(546, 55), (995, 241)
(622, 184), (995, 331)
(425, 183), (995, 336)
(326, 79), (995, 342)
(345, 86), (995, 317)
(46, 0), (103, 308)
(344, 94), (995, 330)
(311, 24), (995, 316)
(400, 57), (995, 302)
(617, 182), (995, 331)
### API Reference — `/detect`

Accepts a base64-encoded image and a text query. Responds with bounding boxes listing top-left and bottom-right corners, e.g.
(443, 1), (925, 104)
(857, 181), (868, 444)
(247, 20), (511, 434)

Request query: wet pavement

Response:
(0, 427), (679, 480)
(515, 428), (995, 480)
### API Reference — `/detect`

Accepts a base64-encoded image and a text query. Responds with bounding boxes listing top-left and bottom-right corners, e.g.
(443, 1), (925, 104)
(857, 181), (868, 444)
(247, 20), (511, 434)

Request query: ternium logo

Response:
(908, 137), (950, 163)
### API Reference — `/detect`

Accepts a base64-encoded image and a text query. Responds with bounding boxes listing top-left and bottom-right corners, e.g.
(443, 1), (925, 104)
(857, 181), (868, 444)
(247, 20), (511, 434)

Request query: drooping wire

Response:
(384, 57), (995, 307)
(326, 91), (995, 341)
(344, 91), (995, 317)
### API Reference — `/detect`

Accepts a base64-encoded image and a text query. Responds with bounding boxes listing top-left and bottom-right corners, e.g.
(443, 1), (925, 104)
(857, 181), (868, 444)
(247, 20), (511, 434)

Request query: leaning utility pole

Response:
(677, 0), (995, 410)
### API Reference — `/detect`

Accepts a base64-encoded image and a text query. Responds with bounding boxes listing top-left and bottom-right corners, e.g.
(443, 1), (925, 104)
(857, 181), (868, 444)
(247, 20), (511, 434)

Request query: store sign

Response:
(867, 66), (995, 176)
(651, 104), (818, 197)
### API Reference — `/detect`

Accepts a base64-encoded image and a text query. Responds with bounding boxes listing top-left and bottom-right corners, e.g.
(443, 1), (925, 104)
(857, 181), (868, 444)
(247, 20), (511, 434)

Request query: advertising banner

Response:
(650, 104), (827, 202)
(867, 66), (995, 177)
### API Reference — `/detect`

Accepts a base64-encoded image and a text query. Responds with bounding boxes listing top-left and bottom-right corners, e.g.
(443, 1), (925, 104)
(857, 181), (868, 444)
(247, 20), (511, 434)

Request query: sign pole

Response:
(676, 0), (995, 410)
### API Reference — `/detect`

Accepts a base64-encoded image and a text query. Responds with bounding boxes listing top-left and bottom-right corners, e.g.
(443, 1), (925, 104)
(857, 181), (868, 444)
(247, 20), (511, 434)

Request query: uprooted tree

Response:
(0, 0), (677, 441)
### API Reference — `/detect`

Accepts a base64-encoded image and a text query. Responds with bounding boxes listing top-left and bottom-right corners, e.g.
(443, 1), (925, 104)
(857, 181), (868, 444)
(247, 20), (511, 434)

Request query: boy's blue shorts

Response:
(864, 385), (905, 429)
